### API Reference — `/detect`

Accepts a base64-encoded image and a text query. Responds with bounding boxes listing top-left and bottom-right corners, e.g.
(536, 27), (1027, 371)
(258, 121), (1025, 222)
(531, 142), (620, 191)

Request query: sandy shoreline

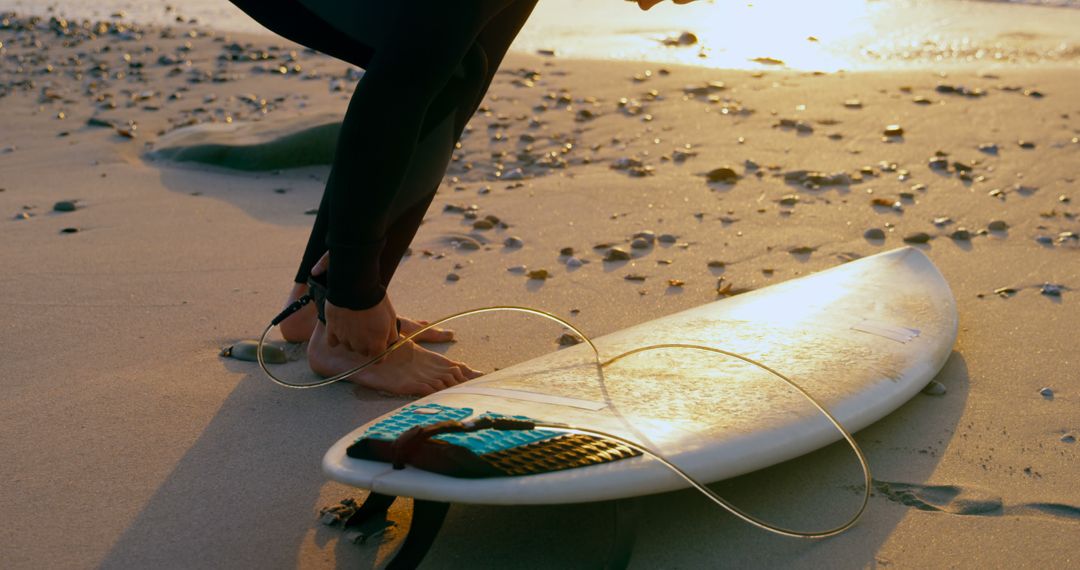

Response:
(1, 12), (1077, 569)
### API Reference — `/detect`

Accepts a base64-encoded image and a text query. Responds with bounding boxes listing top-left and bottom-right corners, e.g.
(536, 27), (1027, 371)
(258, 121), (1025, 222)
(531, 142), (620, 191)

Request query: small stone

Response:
(557, 332), (583, 346)
(657, 233), (677, 244)
(503, 236), (524, 248)
(978, 143), (999, 155)
(566, 257), (583, 268)
(903, 232), (932, 244)
(1035, 235), (1053, 245)
(949, 228), (972, 241)
(221, 340), (287, 364)
(844, 99), (862, 109)
(527, 269), (550, 280)
(921, 381), (947, 396)
(705, 166), (739, 184)
(472, 219), (494, 230)
(1039, 387), (1054, 399)
(667, 279), (685, 287)
(932, 217), (952, 227)
(788, 246), (816, 255)
(883, 124), (904, 137)
(13, 212), (33, 220)
(559, 246), (574, 256)
(1017, 140), (1036, 149)
(928, 157), (949, 170)
(604, 247), (631, 261)
(778, 194), (799, 206)
(53, 200), (77, 212)
(630, 237), (650, 249)
(632, 230), (656, 244)
(707, 260), (726, 269)
(446, 272), (460, 282)
(1062, 435), (1076, 444)
(507, 265), (528, 274)
(864, 228), (886, 240)
(987, 220), (1008, 232)
(624, 274), (647, 281)
(60, 227), (79, 234)
(1040, 283), (1062, 297)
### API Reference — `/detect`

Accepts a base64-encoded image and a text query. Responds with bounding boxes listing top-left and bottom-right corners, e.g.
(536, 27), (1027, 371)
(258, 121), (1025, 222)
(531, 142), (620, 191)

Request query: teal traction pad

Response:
(347, 403), (640, 478)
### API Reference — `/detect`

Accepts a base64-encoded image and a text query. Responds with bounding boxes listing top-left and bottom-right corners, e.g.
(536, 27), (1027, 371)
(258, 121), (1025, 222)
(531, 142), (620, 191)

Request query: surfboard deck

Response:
(323, 247), (957, 505)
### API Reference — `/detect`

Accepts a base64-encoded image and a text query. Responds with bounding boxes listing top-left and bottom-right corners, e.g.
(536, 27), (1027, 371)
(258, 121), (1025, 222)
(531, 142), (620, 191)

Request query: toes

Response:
(456, 361), (484, 379)
(448, 367), (468, 384)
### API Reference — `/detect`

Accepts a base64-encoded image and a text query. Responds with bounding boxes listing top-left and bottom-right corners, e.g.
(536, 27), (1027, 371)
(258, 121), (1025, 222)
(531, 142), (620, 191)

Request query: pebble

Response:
(1062, 435), (1076, 444)
(864, 228), (886, 240)
(978, 143), (999, 155)
(987, 220), (1008, 232)
(446, 272), (460, 282)
(503, 236), (524, 248)
(507, 265), (528, 274)
(789, 246), (816, 255)
(632, 230), (656, 244)
(883, 124), (904, 137)
(527, 269), (550, 280)
(928, 157), (950, 170)
(221, 340), (286, 364)
(630, 237), (651, 249)
(932, 217), (952, 227)
(559, 247), (575, 256)
(14, 212), (32, 220)
(53, 200), (77, 212)
(60, 227), (79, 234)
(624, 274), (647, 281)
(604, 247), (631, 261)
(657, 233), (678, 244)
(778, 194), (800, 206)
(921, 381), (947, 396)
(707, 260), (726, 268)
(903, 232), (932, 244)
(667, 279), (685, 287)
(705, 166), (740, 184)
(557, 332), (583, 346)
(566, 257), (583, 268)
(1040, 283), (1062, 297)
(1039, 387), (1054, 399)
(1035, 235), (1053, 245)
(1017, 140), (1036, 149)
(950, 228), (972, 241)
(472, 219), (494, 230)
(844, 99), (863, 109)
(450, 236), (482, 250)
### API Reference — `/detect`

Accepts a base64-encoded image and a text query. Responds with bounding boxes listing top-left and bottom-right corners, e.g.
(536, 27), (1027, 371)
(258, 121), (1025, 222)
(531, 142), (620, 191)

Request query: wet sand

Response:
(1, 12), (1078, 569)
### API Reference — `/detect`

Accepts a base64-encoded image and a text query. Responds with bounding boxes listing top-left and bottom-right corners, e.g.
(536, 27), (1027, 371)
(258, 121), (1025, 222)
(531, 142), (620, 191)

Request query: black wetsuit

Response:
(228, 0), (538, 309)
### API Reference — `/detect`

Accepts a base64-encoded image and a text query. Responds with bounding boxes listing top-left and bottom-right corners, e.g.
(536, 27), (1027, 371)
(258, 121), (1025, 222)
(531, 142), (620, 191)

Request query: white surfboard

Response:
(323, 247), (957, 505)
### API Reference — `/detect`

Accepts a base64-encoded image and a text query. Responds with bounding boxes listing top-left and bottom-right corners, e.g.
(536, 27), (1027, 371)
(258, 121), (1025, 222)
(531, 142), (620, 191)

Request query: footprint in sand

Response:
(874, 480), (1080, 522)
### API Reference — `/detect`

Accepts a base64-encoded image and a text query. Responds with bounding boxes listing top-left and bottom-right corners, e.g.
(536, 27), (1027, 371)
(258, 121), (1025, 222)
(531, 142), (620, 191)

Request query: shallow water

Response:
(3, 0), (1078, 70)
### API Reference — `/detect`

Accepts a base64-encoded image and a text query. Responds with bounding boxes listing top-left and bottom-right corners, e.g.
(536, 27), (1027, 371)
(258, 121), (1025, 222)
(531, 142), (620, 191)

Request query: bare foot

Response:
(279, 283), (456, 344)
(307, 320), (483, 396)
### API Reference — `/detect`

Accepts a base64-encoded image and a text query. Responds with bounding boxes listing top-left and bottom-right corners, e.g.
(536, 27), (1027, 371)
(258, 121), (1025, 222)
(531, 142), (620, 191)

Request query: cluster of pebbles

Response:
(2, 10), (1075, 318)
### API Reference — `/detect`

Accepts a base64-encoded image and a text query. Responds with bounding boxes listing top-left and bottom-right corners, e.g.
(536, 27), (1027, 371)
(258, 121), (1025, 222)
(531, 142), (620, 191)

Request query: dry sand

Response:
(1, 12), (1077, 569)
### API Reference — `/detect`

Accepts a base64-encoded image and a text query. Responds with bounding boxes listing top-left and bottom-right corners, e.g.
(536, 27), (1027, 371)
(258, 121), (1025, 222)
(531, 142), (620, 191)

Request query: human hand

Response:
(635, 0), (696, 10)
(324, 294), (399, 359)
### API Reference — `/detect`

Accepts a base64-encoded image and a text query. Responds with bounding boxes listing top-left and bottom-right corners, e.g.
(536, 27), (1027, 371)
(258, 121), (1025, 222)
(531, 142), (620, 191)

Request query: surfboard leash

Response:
(257, 297), (872, 539)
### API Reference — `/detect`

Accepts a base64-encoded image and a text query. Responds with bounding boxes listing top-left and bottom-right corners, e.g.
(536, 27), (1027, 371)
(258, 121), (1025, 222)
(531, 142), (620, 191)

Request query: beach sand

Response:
(1, 12), (1077, 569)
